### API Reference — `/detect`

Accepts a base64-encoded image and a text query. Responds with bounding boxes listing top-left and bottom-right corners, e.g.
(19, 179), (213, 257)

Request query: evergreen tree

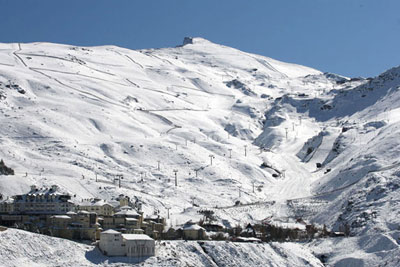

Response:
(0, 159), (14, 175)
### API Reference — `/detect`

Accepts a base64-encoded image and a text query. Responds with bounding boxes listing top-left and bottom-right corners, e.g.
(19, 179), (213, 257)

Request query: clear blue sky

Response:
(1, 0), (399, 77)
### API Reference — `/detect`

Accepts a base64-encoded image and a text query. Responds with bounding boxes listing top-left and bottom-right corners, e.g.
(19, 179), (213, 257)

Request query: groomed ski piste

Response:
(1, 37), (400, 266)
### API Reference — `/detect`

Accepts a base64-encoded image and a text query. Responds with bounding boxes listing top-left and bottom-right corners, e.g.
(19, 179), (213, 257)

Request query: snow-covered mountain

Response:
(1, 37), (400, 265)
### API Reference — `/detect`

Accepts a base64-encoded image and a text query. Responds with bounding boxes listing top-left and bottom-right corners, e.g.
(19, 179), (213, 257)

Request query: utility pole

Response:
(239, 187), (241, 198)
(115, 174), (123, 188)
(285, 128), (289, 140)
(173, 169), (178, 186)
(252, 182), (255, 193)
(209, 154), (215, 166)
(95, 173), (98, 183)
(119, 174), (123, 188)
(228, 148), (232, 159)
(140, 172), (144, 182)
(166, 207), (170, 219)
(157, 160), (161, 171)
(195, 168), (199, 177)
(244, 145), (247, 157)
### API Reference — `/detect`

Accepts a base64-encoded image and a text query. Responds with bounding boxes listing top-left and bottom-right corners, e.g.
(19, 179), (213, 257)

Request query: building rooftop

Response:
(114, 209), (139, 217)
(122, 234), (153, 241)
(101, 229), (121, 235)
(80, 199), (113, 207)
(77, 210), (90, 215)
(183, 224), (204, 231)
(51, 215), (71, 219)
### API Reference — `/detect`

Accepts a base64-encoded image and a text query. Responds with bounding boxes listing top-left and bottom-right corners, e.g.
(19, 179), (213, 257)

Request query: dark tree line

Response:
(0, 159), (14, 175)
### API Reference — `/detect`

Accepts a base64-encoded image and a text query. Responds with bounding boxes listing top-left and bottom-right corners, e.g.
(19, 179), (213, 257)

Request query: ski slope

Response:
(1, 37), (400, 265)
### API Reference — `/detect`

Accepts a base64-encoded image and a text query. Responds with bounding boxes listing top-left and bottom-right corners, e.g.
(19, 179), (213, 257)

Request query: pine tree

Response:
(0, 159), (14, 175)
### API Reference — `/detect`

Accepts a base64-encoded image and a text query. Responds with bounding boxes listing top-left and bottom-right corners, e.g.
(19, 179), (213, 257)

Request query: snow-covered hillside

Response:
(1, 37), (400, 265)
(0, 228), (323, 267)
(0, 37), (332, 222)
(2, 228), (400, 267)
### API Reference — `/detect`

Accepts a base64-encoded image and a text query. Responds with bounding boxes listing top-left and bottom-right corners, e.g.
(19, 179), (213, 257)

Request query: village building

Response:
(182, 223), (207, 240)
(163, 226), (183, 240)
(202, 221), (224, 233)
(0, 184), (165, 243)
(99, 229), (126, 256)
(143, 215), (165, 239)
(114, 194), (130, 207)
(11, 185), (75, 215)
(0, 197), (14, 214)
(99, 230), (155, 257)
(47, 210), (101, 240)
(101, 208), (143, 233)
(77, 198), (115, 216)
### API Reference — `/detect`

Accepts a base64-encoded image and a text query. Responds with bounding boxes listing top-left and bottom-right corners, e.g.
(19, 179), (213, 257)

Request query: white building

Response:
(124, 234), (155, 257)
(99, 230), (155, 257)
(99, 229), (125, 256)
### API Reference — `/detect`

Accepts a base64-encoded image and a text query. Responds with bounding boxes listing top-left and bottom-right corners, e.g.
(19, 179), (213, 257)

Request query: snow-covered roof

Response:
(108, 200), (120, 208)
(77, 210), (90, 214)
(79, 199), (113, 207)
(242, 227), (254, 233)
(0, 197), (14, 204)
(51, 215), (71, 219)
(122, 234), (153, 241)
(13, 186), (71, 203)
(114, 209), (139, 217)
(145, 215), (161, 220)
(101, 229), (121, 235)
(183, 224), (204, 231)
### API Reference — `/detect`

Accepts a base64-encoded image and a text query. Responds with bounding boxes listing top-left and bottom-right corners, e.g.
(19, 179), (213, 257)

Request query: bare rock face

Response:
(183, 37), (194, 45)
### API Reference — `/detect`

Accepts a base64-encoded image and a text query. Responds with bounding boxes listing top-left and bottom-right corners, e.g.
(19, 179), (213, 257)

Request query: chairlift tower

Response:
(173, 169), (178, 187)
(209, 154), (215, 166)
